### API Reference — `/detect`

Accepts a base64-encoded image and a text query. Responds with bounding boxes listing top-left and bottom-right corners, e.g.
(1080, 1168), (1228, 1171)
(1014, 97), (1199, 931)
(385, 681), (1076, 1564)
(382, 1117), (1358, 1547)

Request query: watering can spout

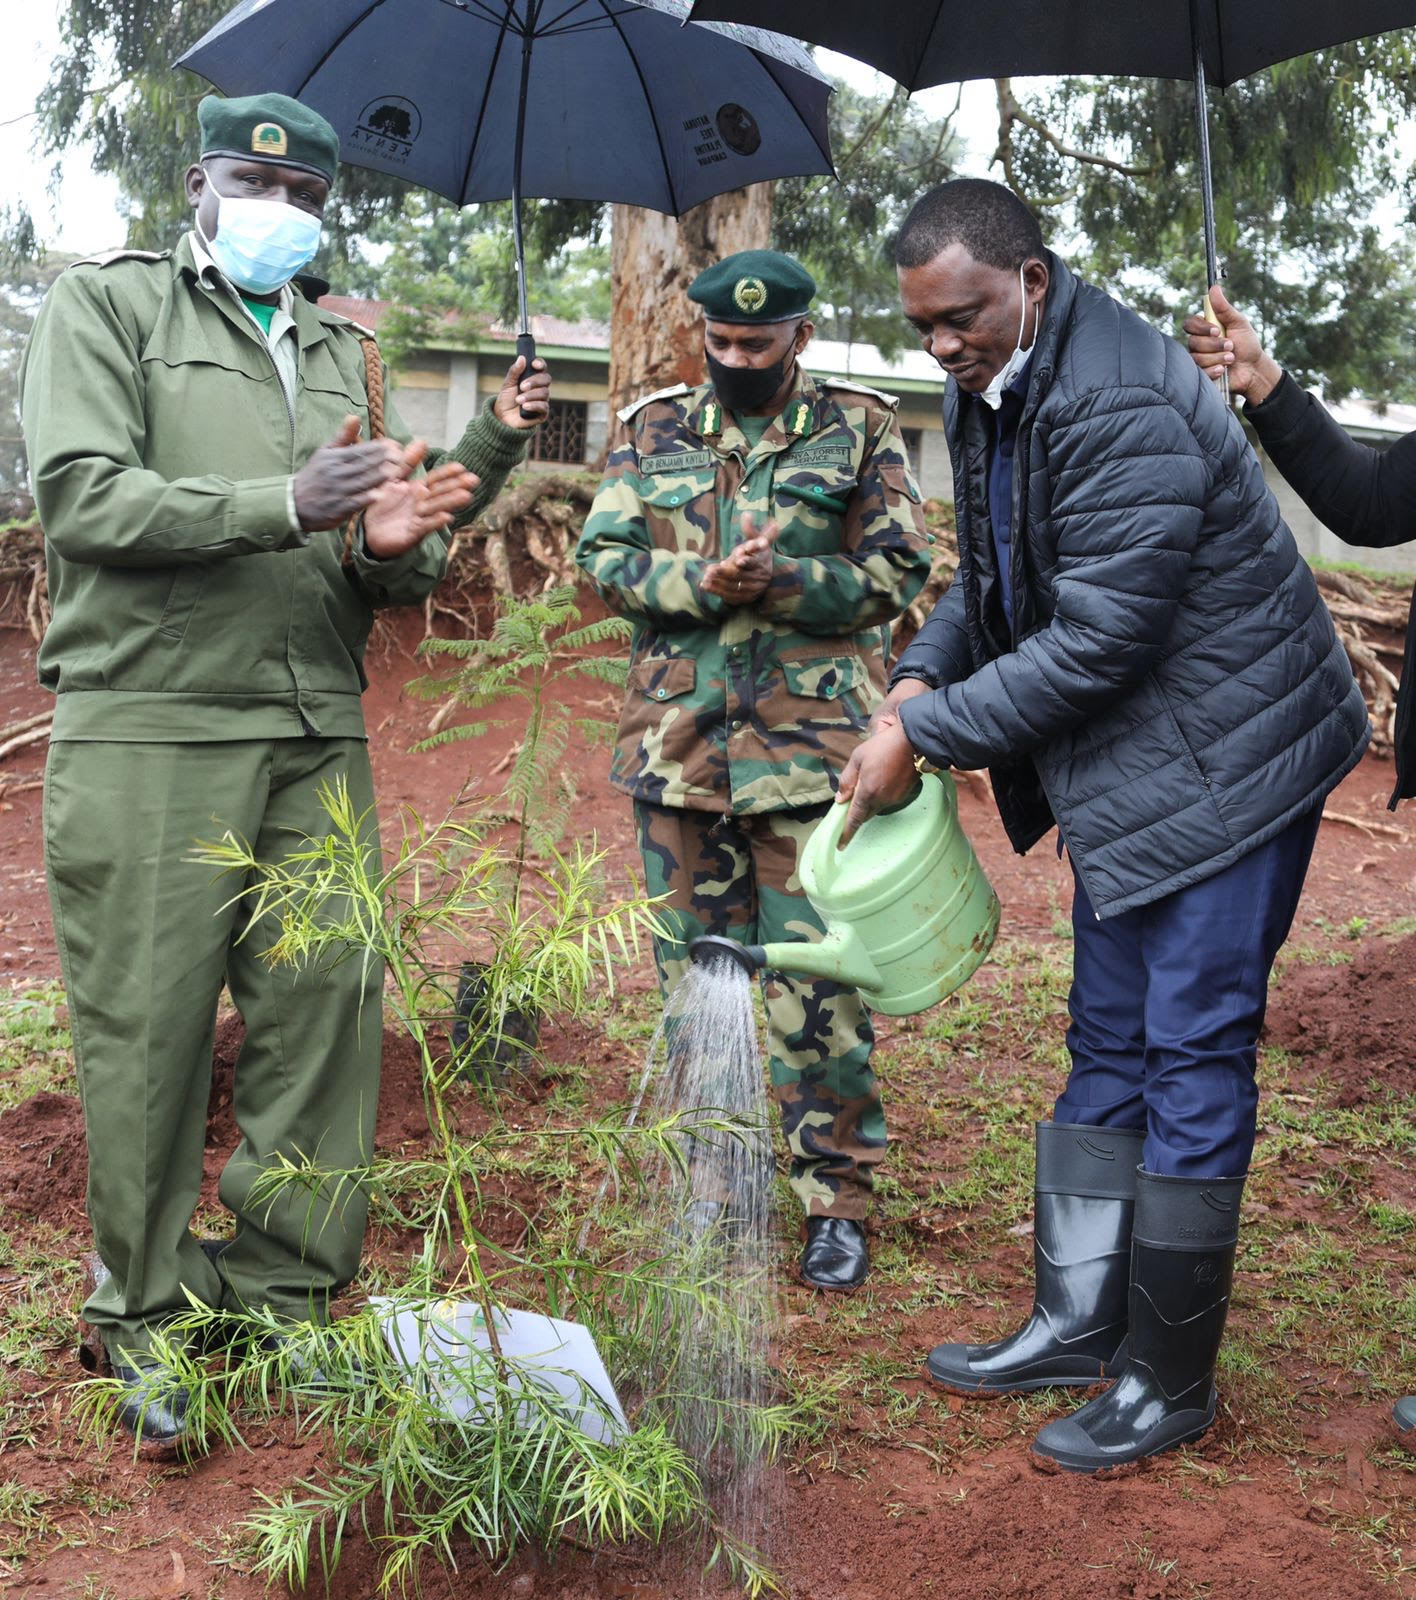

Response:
(755, 924), (881, 991)
(687, 928), (881, 990)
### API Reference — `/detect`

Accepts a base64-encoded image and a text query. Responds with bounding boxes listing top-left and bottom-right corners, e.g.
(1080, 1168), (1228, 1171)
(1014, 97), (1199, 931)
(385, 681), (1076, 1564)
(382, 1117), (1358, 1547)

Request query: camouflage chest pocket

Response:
(771, 464), (859, 557)
(637, 451), (718, 554)
(760, 651), (874, 735)
(623, 655), (703, 773)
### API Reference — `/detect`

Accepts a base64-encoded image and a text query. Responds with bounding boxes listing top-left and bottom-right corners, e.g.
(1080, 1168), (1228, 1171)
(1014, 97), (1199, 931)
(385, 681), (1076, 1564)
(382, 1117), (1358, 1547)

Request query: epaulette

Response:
(617, 382), (692, 424)
(821, 376), (900, 409)
(323, 311), (378, 340)
(68, 249), (170, 270)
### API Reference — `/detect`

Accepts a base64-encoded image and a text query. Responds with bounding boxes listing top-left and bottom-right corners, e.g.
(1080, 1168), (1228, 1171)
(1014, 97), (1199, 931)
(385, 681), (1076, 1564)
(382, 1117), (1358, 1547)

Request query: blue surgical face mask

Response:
(199, 168), (322, 295)
(980, 264), (1038, 411)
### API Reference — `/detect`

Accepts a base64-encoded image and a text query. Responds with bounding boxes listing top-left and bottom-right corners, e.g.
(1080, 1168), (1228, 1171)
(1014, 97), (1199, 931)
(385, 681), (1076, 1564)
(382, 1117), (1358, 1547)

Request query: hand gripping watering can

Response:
(690, 773), (1000, 1015)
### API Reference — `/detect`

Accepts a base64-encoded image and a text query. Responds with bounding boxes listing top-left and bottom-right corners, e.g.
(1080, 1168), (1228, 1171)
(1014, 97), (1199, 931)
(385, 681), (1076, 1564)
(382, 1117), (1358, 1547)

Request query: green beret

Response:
(688, 249), (815, 324)
(198, 93), (340, 183)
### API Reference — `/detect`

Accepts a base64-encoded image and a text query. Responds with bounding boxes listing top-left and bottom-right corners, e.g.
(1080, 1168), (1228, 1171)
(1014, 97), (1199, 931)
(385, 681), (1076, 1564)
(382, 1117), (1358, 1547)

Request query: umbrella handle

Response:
(516, 332), (539, 423)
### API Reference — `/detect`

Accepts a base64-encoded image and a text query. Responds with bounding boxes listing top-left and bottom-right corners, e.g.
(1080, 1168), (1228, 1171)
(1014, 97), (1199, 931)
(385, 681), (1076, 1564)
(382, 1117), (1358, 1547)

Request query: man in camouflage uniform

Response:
(576, 250), (932, 1289)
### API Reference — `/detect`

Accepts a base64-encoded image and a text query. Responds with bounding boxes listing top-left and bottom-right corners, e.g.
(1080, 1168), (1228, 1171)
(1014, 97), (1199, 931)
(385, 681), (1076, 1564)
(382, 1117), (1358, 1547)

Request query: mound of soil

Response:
(1267, 933), (1416, 1103)
(0, 1089), (86, 1219)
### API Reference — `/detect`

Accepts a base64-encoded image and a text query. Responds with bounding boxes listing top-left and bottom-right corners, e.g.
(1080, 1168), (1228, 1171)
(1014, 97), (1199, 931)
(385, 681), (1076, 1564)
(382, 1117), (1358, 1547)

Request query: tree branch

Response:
(994, 78), (1161, 181)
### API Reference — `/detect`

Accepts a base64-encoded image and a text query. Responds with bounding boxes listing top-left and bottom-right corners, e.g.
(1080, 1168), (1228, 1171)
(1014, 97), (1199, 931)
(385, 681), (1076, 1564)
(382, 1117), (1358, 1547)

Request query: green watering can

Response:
(690, 773), (1000, 1015)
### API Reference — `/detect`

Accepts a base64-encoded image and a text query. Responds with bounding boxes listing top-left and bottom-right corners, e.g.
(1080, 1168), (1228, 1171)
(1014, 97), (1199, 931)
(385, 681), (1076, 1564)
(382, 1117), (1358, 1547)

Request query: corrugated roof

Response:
(315, 296), (609, 349)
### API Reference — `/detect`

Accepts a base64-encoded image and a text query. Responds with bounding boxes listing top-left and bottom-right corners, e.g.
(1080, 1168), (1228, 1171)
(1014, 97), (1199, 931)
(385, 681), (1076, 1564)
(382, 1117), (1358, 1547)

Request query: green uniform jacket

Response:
(576, 369), (933, 815)
(21, 236), (529, 742)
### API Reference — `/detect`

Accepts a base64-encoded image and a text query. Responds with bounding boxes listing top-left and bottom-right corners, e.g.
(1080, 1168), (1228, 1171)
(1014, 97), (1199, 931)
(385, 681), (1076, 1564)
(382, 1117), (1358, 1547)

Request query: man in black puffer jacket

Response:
(1186, 284), (1414, 1456)
(837, 180), (1370, 1474)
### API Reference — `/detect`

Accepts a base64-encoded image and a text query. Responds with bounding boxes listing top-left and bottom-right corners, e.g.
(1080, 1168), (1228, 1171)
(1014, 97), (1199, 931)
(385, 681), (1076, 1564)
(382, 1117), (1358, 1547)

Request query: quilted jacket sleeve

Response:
(899, 385), (1212, 771)
(1246, 371), (1416, 550)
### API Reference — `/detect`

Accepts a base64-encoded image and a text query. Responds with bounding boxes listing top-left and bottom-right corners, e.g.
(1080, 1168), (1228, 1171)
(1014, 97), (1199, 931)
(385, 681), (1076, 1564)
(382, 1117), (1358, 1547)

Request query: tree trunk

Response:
(607, 185), (773, 423)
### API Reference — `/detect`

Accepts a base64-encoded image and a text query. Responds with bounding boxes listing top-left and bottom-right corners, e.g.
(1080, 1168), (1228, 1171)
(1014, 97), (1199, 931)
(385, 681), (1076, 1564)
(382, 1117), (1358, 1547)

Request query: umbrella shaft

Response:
(1191, 29), (1219, 289)
(511, 0), (541, 336)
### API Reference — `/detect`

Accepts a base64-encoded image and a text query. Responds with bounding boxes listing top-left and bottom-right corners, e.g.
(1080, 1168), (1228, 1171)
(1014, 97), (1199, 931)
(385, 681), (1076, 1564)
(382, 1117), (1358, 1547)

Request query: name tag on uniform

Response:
(640, 449), (714, 474)
(789, 445), (853, 468)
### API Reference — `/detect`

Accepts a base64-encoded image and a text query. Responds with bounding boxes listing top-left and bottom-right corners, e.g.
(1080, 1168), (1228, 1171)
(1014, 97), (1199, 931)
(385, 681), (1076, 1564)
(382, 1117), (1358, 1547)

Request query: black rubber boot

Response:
(110, 1356), (191, 1454)
(925, 1122), (1144, 1394)
(800, 1216), (868, 1291)
(1394, 1396), (1415, 1451)
(1032, 1167), (1245, 1473)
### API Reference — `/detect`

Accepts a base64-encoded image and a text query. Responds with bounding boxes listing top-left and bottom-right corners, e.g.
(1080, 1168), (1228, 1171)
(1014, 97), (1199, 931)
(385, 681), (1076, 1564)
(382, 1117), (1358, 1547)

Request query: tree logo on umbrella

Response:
(352, 96), (423, 164)
(715, 102), (761, 156)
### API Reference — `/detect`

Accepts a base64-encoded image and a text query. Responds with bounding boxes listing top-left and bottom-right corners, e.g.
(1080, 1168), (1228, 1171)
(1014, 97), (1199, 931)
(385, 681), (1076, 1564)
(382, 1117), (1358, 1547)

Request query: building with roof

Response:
(325, 296), (1416, 579)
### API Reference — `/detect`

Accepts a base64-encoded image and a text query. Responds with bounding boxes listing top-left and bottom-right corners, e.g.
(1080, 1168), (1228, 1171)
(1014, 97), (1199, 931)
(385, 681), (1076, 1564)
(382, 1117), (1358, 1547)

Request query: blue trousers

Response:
(1054, 808), (1322, 1178)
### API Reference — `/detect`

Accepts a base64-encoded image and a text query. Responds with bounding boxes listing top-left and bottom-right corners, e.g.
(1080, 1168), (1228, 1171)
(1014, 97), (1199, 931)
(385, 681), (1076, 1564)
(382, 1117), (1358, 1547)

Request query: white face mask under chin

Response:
(979, 264), (1038, 411)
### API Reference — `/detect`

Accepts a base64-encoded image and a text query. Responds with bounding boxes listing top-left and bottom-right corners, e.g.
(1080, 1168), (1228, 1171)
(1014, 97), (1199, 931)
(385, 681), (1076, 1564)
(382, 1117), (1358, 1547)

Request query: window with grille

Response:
(530, 399), (588, 464)
(900, 427), (923, 472)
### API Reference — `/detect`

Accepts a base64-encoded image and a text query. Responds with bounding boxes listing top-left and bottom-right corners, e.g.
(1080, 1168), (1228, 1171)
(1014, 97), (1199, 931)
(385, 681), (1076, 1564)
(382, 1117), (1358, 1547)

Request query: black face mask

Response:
(705, 346), (794, 415)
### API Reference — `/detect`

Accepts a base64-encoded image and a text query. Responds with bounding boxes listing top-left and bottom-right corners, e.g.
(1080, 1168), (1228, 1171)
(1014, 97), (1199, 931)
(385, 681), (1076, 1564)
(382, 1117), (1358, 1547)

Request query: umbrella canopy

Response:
(176, 0), (833, 216)
(690, 0), (1416, 394)
(687, 1), (1416, 94)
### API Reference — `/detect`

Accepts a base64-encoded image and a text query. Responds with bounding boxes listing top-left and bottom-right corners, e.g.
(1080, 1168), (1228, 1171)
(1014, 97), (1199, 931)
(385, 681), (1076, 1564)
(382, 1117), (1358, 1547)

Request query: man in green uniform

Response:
(20, 93), (550, 1449)
(576, 250), (932, 1290)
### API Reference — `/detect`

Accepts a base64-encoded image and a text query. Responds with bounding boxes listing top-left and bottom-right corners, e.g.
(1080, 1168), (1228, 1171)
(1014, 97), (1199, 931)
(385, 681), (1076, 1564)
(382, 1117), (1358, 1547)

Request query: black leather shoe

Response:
(110, 1357), (190, 1454)
(799, 1216), (868, 1291)
(1394, 1396), (1415, 1451)
(926, 1123), (1144, 1395)
(1032, 1169), (1245, 1473)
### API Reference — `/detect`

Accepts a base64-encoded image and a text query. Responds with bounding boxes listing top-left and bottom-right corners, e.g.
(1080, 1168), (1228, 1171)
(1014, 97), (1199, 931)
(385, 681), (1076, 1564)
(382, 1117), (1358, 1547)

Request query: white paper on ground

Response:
(371, 1297), (629, 1445)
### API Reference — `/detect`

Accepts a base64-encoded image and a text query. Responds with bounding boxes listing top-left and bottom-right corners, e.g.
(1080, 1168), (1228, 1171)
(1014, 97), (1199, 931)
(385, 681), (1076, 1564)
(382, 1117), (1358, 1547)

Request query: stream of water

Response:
(636, 950), (781, 1571)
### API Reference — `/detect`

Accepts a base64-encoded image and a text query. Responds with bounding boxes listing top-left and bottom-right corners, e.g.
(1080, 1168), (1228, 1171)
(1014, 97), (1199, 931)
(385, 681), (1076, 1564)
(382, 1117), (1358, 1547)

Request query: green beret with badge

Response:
(687, 249), (816, 324)
(198, 92), (341, 183)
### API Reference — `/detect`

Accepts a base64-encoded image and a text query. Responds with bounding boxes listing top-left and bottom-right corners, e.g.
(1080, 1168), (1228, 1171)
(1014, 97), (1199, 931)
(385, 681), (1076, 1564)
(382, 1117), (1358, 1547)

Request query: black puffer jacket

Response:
(895, 254), (1369, 919)
(1244, 369), (1416, 809)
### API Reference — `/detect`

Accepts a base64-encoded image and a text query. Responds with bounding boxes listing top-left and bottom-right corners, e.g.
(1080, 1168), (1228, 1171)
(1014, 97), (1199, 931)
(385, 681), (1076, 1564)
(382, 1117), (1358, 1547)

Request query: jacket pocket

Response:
(627, 655), (697, 703)
(773, 467), (858, 556)
(156, 567), (208, 643)
(762, 651), (873, 734)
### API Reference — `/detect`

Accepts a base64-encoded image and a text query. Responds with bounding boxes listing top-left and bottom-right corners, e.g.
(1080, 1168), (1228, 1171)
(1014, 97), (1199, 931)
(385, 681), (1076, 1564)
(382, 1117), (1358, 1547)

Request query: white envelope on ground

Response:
(372, 1297), (630, 1445)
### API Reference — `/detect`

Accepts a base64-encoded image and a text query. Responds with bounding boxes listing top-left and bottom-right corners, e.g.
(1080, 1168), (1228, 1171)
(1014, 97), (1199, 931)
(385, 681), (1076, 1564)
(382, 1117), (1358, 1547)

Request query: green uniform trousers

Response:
(44, 737), (383, 1360)
(634, 799), (884, 1219)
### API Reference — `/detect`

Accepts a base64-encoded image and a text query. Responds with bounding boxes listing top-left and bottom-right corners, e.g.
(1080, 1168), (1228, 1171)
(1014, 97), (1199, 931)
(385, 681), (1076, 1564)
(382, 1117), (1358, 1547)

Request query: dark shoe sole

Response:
(924, 1364), (1108, 1399)
(794, 1261), (867, 1294)
(1030, 1406), (1215, 1474)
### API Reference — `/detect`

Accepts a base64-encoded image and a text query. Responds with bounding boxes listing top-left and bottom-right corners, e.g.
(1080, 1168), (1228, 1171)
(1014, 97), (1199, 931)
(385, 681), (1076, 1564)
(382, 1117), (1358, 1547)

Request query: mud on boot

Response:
(926, 1122), (1144, 1394)
(1032, 1168), (1245, 1473)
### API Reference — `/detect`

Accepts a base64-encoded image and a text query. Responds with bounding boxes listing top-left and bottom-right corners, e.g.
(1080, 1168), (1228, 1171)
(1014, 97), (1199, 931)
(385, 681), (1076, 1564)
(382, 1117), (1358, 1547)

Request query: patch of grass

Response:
(1364, 1201), (1415, 1240)
(0, 1480), (58, 1563)
(0, 981), (73, 1110)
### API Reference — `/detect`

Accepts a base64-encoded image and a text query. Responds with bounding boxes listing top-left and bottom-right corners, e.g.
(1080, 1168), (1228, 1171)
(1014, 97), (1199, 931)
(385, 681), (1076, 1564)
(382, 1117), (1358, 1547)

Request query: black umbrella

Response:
(690, 0), (1416, 317)
(177, 0), (834, 372)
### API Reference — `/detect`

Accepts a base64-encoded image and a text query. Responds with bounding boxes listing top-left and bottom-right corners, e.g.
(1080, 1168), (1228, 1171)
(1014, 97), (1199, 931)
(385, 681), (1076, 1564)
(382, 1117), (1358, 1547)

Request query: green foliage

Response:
(361, 194), (608, 362)
(413, 585), (633, 897)
(97, 781), (790, 1591)
(775, 80), (959, 357)
(0, 254), (76, 494)
(1004, 39), (1416, 402)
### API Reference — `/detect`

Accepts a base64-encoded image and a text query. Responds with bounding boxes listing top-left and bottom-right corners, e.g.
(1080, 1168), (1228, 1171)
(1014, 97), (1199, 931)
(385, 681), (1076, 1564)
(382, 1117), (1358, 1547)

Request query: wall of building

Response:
(385, 340), (1416, 581)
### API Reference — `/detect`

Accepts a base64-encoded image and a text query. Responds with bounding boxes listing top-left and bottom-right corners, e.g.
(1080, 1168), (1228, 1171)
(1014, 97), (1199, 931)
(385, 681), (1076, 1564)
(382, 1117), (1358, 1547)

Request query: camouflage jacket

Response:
(576, 367), (932, 815)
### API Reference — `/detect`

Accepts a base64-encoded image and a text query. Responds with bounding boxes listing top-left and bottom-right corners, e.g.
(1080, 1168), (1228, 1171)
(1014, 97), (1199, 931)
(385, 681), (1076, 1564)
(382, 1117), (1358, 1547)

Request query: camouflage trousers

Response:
(634, 798), (884, 1219)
